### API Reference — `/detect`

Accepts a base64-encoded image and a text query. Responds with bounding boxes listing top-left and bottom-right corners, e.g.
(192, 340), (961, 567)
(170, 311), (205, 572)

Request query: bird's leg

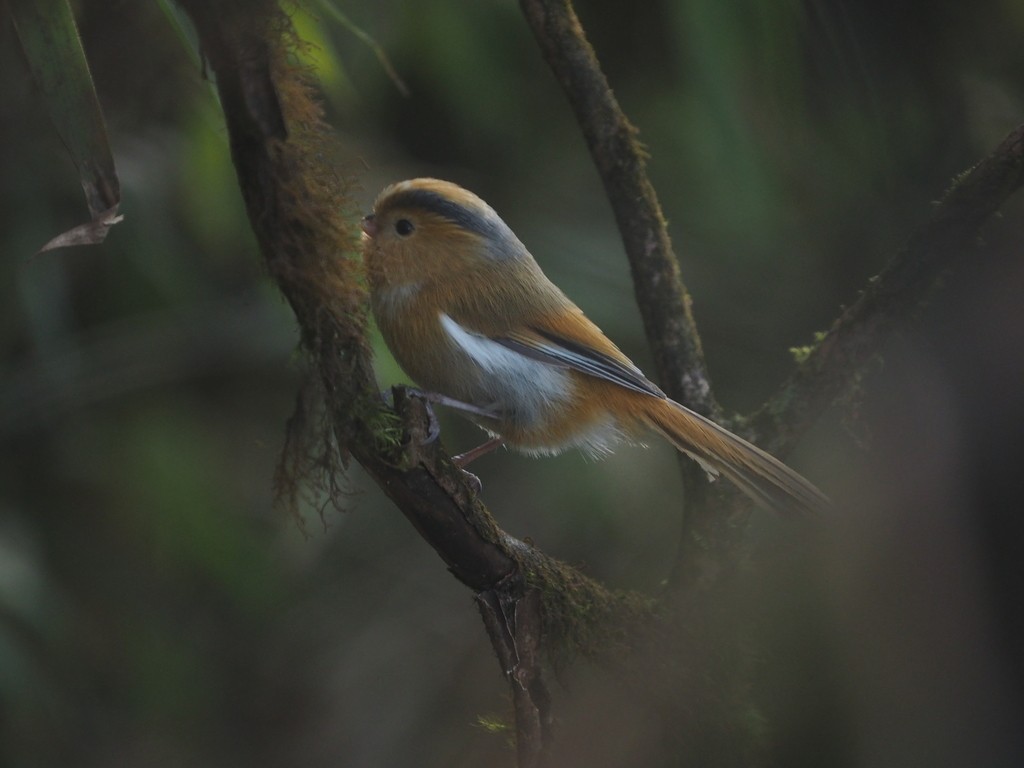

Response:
(402, 388), (503, 491)
(452, 437), (505, 494)
(407, 388), (501, 421)
(453, 437), (505, 468)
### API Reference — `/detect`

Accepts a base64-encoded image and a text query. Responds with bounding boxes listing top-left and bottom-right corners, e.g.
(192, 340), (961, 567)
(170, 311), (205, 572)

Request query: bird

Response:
(361, 178), (827, 515)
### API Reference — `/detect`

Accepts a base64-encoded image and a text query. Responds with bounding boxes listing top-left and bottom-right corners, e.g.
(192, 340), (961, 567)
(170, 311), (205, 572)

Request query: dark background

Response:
(2, 1), (1023, 765)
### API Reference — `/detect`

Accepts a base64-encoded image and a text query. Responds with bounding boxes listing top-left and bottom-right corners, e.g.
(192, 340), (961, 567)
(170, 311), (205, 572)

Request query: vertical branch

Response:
(478, 586), (553, 768)
(519, 0), (748, 587)
(518, 0), (716, 420)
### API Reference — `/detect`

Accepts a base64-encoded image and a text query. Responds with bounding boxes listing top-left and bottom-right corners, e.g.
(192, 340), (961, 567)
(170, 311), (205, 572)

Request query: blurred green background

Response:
(2, 1), (1023, 766)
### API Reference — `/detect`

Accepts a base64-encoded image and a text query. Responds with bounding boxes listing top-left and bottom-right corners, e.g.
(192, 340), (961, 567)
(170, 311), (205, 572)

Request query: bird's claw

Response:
(386, 387), (441, 445)
(421, 400), (441, 445)
(460, 469), (482, 494)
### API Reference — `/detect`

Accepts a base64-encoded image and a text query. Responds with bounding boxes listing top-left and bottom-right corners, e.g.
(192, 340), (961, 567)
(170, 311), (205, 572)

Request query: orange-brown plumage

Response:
(362, 178), (827, 515)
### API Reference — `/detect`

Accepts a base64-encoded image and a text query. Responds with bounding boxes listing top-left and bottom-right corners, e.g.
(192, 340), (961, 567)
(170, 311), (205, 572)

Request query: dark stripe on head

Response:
(382, 187), (501, 240)
(376, 182), (530, 261)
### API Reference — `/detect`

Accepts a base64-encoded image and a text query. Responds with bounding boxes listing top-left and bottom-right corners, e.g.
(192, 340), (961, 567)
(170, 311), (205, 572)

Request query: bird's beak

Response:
(361, 214), (377, 238)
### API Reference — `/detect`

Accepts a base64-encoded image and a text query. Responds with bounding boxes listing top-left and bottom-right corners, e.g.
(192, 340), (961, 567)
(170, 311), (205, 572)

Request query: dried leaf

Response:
(33, 205), (124, 255)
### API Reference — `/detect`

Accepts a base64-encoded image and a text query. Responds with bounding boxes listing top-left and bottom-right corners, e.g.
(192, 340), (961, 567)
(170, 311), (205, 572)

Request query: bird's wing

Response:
(443, 267), (664, 398)
(493, 322), (665, 398)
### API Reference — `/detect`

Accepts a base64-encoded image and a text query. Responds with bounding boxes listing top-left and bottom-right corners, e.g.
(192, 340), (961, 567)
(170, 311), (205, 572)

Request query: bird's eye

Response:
(394, 219), (415, 237)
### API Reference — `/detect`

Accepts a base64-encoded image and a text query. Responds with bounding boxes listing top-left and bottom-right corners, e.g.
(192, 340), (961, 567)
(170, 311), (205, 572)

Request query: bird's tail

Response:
(637, 396), (829, 516)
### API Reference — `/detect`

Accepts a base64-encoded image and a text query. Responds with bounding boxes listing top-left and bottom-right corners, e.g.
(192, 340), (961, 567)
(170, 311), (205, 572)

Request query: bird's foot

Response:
(459, 469), (483, 494)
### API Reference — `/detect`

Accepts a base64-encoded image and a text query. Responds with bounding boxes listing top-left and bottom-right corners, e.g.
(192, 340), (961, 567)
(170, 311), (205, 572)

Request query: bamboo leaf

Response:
(10, 0), (123, 250)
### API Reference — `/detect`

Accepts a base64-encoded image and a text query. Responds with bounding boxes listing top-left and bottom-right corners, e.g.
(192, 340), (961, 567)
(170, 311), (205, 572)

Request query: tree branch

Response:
(519, 0), (757, 590)
(519, 0), (1024, 593)
(751, 123), (1024, 455)
(518, 0), (715, 421)
(176, 3), (1024, 765)
(175, 4), (662, 764)
(477, 586), (552, 768)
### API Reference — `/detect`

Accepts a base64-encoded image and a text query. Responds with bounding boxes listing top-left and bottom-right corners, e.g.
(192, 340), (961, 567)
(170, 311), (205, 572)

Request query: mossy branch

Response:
(751, 123), (1024, 456)
(173, 2), (1024, 765)
(175, 3), (663, 764)
(519, 0), (1024, 594)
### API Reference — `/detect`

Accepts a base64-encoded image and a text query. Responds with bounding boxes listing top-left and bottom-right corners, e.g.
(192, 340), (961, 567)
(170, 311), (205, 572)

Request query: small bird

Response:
(362, 178), (827, 514)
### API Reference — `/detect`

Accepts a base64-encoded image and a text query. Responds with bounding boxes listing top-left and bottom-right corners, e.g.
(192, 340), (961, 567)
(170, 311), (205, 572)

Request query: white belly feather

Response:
(439, 312), (571, 423)
(438, 312), (624, 456)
